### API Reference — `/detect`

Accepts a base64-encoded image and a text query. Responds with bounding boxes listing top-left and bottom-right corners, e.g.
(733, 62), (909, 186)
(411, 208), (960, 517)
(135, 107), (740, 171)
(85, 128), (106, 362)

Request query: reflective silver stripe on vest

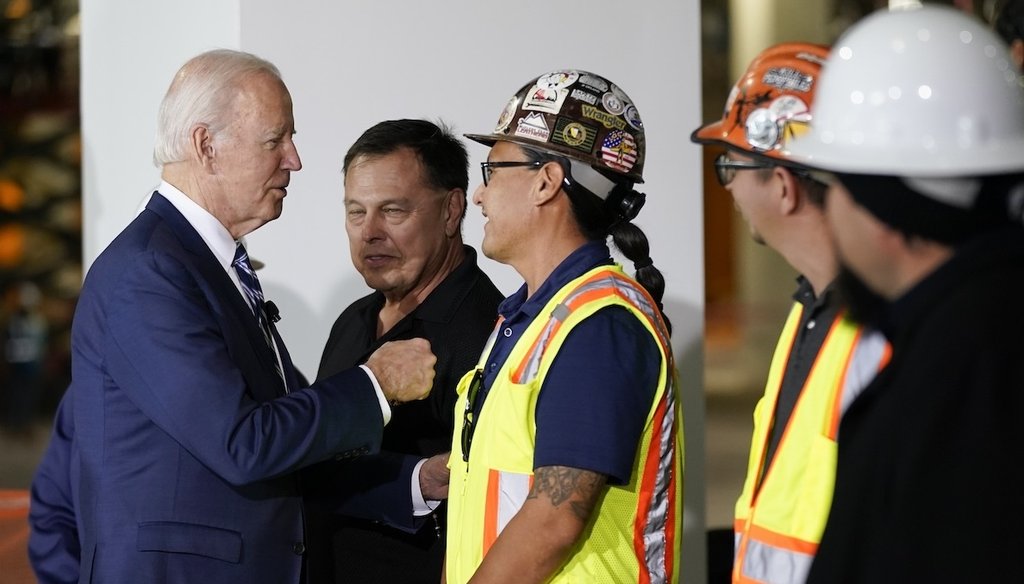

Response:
(642, 375), (676, 582)
(741, 537), (814, 584)
(518, 274), (673, 384)
(588, 275), (677, 583)
(597, 275), (678, 582)
(494, 471), (531, 537)
(516, 310), (564, 383)
(839, 329), (887, 417)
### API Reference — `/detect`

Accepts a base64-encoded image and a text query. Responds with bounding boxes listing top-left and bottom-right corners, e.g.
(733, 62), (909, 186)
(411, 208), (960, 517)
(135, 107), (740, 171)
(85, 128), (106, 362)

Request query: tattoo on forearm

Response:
(529, 466), (606, 522)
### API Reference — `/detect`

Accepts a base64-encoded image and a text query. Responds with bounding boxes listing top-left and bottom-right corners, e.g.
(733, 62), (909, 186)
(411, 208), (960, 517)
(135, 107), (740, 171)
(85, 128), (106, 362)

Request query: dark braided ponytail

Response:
(521, 146), (671, 334)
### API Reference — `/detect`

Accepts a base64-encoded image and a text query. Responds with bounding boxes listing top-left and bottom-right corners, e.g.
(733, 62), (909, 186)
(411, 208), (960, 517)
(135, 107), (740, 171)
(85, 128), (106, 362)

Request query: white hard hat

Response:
(785, 5), (1024, 177)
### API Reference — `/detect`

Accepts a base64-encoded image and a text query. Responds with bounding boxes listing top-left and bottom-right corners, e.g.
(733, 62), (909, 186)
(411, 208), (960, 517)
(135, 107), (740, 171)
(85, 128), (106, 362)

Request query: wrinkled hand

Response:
(420, 452), (451, 501)
(365, 338), (435, 405)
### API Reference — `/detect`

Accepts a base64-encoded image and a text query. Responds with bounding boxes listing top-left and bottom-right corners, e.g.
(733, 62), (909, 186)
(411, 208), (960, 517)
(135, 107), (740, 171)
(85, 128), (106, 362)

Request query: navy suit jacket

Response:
(29, 193), (384, 583)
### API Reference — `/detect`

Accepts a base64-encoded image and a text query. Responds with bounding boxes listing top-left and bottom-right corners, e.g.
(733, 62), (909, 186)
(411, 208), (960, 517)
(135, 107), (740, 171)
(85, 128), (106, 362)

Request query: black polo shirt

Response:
(760, 276), (842, 482)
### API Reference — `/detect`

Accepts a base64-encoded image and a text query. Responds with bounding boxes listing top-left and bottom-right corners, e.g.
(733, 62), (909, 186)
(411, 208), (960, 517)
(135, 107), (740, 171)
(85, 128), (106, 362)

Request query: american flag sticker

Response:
(600, 130), (638, 173)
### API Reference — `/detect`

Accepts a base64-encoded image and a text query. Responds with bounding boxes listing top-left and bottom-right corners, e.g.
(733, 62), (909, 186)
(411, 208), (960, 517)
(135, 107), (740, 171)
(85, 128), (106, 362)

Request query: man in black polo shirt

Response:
(304, 119), (503, 584)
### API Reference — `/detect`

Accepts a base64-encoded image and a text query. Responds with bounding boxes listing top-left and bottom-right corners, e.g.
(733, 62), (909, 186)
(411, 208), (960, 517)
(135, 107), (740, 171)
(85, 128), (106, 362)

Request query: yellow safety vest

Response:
(447, 265), (683, 584)
(733, 302), (889, 583)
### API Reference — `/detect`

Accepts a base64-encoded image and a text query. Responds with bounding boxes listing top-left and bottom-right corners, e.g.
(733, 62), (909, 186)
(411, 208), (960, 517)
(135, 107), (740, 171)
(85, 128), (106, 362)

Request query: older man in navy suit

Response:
(28, 49), (435, 584)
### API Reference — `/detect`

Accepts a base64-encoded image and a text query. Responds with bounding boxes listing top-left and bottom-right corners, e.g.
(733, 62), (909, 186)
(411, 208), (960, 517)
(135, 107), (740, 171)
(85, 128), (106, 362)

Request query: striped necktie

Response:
(232, 242), (287, 390)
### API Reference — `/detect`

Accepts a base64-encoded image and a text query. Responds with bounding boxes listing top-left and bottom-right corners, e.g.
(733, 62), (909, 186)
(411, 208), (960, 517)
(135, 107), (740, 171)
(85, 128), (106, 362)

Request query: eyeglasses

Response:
(713, 153), (775, 187)
(480, 161), (543, 187)
(461, 369), (484, 462)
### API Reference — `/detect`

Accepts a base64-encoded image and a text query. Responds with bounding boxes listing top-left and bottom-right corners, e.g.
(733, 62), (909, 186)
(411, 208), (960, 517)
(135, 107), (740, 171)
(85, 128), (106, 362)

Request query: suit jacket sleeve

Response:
(305, 451), (424, 533)
(28, 391), (80, 584)
(103, 247), (383, 486)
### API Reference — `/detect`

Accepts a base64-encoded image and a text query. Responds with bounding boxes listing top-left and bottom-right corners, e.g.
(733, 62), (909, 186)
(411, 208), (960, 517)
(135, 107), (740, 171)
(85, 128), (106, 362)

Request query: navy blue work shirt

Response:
(475, 241), (662, 484)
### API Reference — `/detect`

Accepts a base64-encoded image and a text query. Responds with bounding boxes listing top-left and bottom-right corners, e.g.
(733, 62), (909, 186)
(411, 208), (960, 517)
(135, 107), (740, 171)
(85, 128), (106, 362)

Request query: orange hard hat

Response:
(691, 42), (829, 160)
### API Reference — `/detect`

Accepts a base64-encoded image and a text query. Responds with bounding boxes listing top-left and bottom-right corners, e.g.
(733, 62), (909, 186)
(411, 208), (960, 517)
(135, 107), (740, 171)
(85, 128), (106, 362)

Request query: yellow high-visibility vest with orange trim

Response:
(446, 265), (683, 584)
(733, 302), (889, 584)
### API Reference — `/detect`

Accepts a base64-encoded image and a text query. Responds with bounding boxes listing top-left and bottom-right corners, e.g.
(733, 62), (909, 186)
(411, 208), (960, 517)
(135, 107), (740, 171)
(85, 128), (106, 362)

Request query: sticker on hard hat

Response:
(514, 112), (551, 142)
(570, 88), (599, 106)
(781, 119), (811, 148)
(744, 95), (811, 151)
(745, 108), (781, 151)
(770, 95), (809, 119)
(601, 130), (638, 172)
(609, 84), (631, 105)
(537, 70), (580, 89)
(569, 89), (598, 106)
(494, 95), (520, 134)
(624, 104), (643, 130)
(761, 67), (813, 93)
(578, 73), (610, 93)
(582, 105), (627, 130)
(552, 118), (599, 153)
(524, 86), (568, 114)
(602, 92), (625, 115)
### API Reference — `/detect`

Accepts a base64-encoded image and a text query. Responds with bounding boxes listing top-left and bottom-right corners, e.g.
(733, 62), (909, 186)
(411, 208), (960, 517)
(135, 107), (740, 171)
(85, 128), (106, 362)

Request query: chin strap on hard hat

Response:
(566, 158), (646, 221)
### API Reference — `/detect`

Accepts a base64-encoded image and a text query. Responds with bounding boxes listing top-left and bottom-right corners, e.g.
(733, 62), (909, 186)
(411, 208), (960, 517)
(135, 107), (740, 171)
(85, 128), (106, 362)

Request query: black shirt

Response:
(306, 246), (503, 584)
(760, 276), (841, 481)
(807, 227), (1024, 583)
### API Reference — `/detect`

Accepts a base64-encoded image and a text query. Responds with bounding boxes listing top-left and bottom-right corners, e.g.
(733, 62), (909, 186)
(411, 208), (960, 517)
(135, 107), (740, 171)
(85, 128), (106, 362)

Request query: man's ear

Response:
(533, 161), (566, 207)
(444, 188), (466, 237)
(190, 125), (216, 172)
(776, 166), (802, 216)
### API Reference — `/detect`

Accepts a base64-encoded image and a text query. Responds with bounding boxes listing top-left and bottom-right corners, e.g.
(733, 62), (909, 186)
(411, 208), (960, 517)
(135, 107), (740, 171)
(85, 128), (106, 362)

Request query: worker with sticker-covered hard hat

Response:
(691, 42), (889, 584)
(780, 5), (1024, 583)
(444, 69), (682, 583)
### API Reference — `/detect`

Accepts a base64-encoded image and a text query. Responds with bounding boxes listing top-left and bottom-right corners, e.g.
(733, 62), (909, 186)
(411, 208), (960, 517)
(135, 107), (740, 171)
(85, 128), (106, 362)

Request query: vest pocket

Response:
(479, 378), (540, 472)
(792, 434), (838, 539)
(136, 521), (242, 563)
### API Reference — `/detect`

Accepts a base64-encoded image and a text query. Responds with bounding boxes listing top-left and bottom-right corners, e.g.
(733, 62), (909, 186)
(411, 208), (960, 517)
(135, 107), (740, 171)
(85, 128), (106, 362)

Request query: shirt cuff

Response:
(359, 364), (391, 425)
(411, 458), (441, 517)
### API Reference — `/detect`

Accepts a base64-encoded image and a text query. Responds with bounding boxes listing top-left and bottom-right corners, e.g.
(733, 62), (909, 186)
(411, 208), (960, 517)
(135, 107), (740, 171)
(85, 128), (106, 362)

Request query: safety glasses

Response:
(480, 161), (543, 186)
(713, 153), (775, 187)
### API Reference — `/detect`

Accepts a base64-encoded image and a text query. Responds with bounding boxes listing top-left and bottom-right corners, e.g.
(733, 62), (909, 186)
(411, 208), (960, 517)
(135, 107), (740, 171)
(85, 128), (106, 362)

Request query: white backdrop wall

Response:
(80, 0), (239, 261)
(82, 1), (706, 581)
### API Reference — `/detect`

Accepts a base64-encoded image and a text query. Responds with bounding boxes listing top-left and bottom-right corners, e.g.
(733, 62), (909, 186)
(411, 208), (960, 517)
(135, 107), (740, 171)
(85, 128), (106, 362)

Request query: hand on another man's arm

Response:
(366, 338), (436, 404)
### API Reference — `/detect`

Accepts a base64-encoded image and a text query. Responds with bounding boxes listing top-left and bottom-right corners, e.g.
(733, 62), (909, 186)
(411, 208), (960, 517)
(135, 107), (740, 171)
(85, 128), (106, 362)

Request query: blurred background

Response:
(1, 0), (80, 475)
(0, 0), (1008, 582)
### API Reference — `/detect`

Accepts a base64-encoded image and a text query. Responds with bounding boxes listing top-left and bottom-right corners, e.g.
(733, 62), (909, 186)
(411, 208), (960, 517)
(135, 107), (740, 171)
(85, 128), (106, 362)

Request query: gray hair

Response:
(152, 49), (282, 166)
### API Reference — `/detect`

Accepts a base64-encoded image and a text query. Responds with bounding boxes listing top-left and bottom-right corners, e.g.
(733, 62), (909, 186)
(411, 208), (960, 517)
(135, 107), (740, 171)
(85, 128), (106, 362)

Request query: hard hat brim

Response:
(464, 133), (499, 148)
(786, 136), (1024, 178)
